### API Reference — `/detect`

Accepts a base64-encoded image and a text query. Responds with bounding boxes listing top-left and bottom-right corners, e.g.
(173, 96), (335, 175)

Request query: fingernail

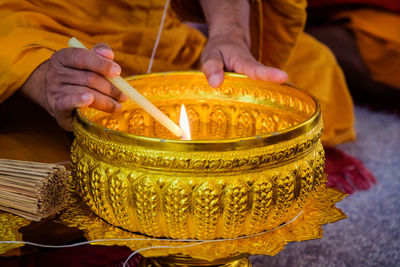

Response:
(120, 93), (129, 102)
(275, 70), (288, 82)
(80, 93), (93, 106)
(114, 102), (122, 112)
(95, 48), (114, 59)
(209, 74), (222, 88)
(95, 47), (108, 54)
(81, 93), (93, 102)
(111, 63), (121, 77)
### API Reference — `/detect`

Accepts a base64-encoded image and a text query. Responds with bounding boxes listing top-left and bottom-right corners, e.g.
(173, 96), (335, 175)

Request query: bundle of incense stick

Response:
(0, 158), (70, 221)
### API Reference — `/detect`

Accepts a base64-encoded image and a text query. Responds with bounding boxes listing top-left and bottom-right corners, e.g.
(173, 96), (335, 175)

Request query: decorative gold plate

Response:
(0, 212), (30, 254)
(59, 181), (346, 265)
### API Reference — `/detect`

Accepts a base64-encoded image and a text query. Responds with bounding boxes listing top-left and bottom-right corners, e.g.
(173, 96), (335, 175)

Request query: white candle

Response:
(179, 104), (191, 140)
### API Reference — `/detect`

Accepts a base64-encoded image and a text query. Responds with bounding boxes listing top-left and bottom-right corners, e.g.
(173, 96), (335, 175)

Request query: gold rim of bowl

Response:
(75, 71), (321, 152)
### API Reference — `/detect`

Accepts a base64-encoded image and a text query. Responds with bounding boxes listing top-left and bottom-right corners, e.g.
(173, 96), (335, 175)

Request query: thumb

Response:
(56, 93), (94, 116)
(54, 93), (94, 131)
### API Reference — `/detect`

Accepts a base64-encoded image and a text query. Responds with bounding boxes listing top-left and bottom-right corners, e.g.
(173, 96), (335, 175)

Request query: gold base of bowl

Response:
(60, 178), (346, 263)
(142, 255), (251, 266)
(71, 71), (324, 240)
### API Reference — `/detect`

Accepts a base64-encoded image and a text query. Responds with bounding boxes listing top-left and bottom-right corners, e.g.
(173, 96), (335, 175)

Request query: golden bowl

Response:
(70, 71), (324, 240)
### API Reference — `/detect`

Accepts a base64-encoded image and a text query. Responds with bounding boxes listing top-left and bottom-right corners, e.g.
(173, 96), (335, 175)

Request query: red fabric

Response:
(308, 0), (400, 13)
(325, 147), (377, 194)
(0, 244), (142, 267)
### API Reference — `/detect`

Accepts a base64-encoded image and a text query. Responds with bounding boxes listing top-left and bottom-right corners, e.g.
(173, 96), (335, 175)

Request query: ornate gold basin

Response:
(70, 71), (324, 241)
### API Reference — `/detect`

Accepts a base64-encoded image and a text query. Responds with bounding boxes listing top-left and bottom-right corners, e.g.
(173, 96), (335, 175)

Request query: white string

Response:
(0, 210), (303, 266)
(122, 243), (204, 267)
(147, 0), (171, 74)
(54, 161), (71, 165)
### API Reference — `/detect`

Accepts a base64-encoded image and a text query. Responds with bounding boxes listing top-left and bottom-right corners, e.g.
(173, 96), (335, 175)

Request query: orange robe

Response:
(334, 8), (400, 89)
(0, 0), (355, 162)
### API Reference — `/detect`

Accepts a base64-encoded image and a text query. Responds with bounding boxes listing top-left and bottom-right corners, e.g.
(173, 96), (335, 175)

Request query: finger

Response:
(88, 89), (122, 113)
(61, 68), (127, 102)
(90, 44), (128, 101)
(55, 48), (121, 77)
(92, 43), (114, 60)
(60, 85), (122, 113)
(231, 56), (288, 83)
(254, 65), (288, 84)
(201, 50), (225, 88)
(55, 91), (94, 113)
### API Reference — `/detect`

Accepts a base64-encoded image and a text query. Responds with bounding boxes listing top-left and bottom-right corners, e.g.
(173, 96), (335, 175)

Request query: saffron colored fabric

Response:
(334, 8), (400, 90)
(0, 0), (355, 164)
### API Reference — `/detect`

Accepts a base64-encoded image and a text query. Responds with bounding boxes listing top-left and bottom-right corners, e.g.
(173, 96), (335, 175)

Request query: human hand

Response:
(200, 0), (288, 88)
(20, 43), (127, 131)
(201, 30), (289, 88)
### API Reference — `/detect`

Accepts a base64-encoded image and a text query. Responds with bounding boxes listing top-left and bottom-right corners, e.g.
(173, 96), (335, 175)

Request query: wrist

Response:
(200, 0), (250, 46)
(20, 60), (50, 114)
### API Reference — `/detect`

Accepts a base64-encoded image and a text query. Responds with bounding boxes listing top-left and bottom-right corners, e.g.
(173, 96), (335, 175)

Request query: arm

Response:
(199, 0), (288, 87)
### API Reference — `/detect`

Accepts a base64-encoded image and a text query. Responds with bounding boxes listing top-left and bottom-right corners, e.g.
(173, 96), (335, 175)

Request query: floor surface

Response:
(251, 105), (400, 267)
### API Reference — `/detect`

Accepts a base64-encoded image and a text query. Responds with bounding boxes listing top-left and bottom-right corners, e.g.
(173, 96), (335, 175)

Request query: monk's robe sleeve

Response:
(0, 1), (68, 103)
(334, 9), (400, 89)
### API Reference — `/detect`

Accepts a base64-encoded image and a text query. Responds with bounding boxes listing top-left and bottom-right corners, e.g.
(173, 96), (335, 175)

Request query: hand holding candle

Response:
(68, 37), (187, 139)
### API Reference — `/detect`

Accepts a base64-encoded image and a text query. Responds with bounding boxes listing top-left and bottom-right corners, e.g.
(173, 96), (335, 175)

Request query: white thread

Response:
(122, 210), (303, 266)
(147, 0), (171, 74)
(54, 161), (71, 165)
(122, 242), (206, 267)
(0, 210), (303, 266)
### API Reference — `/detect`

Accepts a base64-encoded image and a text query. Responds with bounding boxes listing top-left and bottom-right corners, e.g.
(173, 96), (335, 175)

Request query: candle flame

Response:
(179, 104), (191, 140)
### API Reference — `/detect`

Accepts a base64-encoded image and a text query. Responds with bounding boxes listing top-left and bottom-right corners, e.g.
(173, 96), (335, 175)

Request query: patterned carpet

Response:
(251, 105), (400, 267)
